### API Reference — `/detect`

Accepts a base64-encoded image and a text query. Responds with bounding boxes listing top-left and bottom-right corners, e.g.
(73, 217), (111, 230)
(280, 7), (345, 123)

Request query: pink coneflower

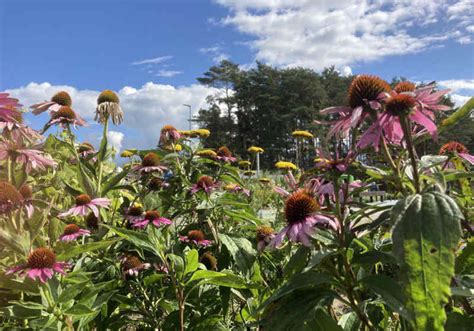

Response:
(59, 224), (91, 242)
(59, 194), (110, 218)
(216, 146), (237, 163)
(130, 210), (172, 229)
(314, 149), (355, 173)
(319, 75), (391, 138)
(270, 192), (337, 248)
(19, 185), (34, 218)
(179, 230), (212, 247)
(159, 125), (181, 146)
(47, 106), (86, 128)
(0, 110), (41, 142)
(6, 247), (68, 283)
(125, 205), (144, 222)
(439, 141), (474, 165)
(132, 152), (167, 174)
(200, 252), (217, 270)
(0, 181), (23, 214)
(30, 91), (72, 115)
(190, 175), (219, 194)
(0, 93), (22, 121)
(256, 226), (275, 251)
(77, 142), (96, 158)
(121, 255), (151, 277)
(0, 131), (57, 173)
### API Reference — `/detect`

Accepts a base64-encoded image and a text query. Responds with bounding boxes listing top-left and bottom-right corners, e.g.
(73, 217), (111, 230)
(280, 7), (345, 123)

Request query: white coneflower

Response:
(95, 90), (123, 125)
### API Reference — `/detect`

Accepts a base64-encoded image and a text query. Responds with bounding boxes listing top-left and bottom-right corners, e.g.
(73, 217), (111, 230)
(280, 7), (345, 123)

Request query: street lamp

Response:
(183, 104), (192, 130)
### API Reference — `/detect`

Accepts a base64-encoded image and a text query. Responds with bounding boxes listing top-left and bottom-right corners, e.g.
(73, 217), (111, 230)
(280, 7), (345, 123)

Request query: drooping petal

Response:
(410, 110), (437, 139)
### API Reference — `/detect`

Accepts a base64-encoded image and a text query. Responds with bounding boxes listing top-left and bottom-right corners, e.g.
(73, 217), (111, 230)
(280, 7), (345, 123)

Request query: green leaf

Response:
(57, 240), (118, 260)
(105, 225), (157, 253)
(445, 311), (474, 331)
(455, 238), (474, 275)
(219, 234), (256, 275)
(65, 303), (96, 316)
(187, 270), (249, 289)
(392, 192), (463, 331)
(101, 170), (129, 195)
(284, 246), (311, 278)
(184, 249), (199, 276)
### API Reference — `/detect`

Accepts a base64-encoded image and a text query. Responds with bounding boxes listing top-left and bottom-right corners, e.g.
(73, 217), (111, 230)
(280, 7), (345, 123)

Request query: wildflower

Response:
(0, 131), (57, 173)
(439, 141), (474, 165)
(200, 252), (217, 270)
(31, 91), (71, 115)
(256, 226), (275, 251)
(6, 248), (68, 283)
(178, 130), (192, 137)
(320, 75), (391, 138)
(259, 177), (271, 184)
(125, 204), (144, 222)
(190, 175), (219, 194)
(85, 213), (100, 230)
(193, 129), (210, 138)
(159, 125), (181, 146)
(59, 224), (91, 242)
(0, 181), (22, 214)
(270, 192), (337, 248)
(238, 160), (251, 168)
(132, 152), (167, 174)
(275, 161), (297, 170)
(95, 90), (123, 125)
(120, 150), (135, 158)
(224, 183), (250, 196)
(196, 149), (217, 159)
(148, 177), (167, 191)
(248, 146), (264, 154)
(59, 194), (110, 218)
(243, 170), (256, 177)
(77, 142), (95, 158)
(313, 149), (355, 173)
(394, 81), (416, 93)
(19, 185), (34, 218)
(48, 106), (86, 128)
(130, 210), (172, 229)
(0, 107), (40, 141)
(292, 130), (313, 139)
(121, 255), (151, 277)
(0, 93), (22, 120)
(216, 146), (236, 163)
(179, 230), (212, 247)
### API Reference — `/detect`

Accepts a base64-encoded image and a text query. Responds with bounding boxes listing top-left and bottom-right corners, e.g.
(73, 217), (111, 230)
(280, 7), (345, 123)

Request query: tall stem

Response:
(400, 117), (420, 193)
(97, 117), (109, 195)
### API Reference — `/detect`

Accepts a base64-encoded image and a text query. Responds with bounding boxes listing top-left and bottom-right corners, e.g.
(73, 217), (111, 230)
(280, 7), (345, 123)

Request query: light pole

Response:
(183, 104), (192, 130)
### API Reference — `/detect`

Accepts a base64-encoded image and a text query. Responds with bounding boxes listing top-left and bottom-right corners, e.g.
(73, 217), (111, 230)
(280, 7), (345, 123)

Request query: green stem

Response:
(400, 116), (420, 193)
(97, 118), (109, 195)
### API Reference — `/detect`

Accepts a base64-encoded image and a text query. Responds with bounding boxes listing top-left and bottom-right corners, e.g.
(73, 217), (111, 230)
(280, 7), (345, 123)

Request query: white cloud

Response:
(131, 56), (173, 65)
(450, 93), (471, 107)
(6, 82), (218, 149)
(156, 70), (183, 77)
(199, 45), (230, 63)
(338, 65), (353, 77)
(107, 130), (124, 152)
(214, 0), (473, 70)
(438, 79), (474, 91)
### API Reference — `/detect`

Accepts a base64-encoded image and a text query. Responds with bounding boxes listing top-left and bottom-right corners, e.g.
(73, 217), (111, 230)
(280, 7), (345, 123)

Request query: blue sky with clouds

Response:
(1, 0), (473, 152)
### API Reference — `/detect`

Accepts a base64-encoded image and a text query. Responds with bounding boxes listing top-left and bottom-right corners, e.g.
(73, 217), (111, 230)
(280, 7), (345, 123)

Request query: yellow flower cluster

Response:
(275, 161), (297, 170)
(120, 149), (137, 158)
(292, 130), (314, 139)
(195, 149), (217, 158)
(248, 146), (264, 153)
(164, 144), (182, 152)
(238, 160), (251, 167)
(178, 129), (211, 138)
(259, 177), (271, 183)
(243, 170), (256, 176)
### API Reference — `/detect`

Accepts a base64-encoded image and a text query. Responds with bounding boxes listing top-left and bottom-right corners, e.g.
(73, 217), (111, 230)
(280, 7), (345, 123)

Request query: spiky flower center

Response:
(27, 248), (56, 269)
(385, 94), (416, 116)
(51, 91), (72, 106)
(122, 256), (143, 270)
(148, 177), (163, 190)
(188, 230), (205, 242)
(19, 185), (33, 200)
(63, 224), (80, 235)
(217, 146), (232, 157)
(0, 181), (22, 206)
(200, 252), (217, 270)
(78, 142), (94, 153)
(285, 192), (319, 224)
(145, 210), (160, 220)
(75, 194), (92, 206)
(256, 226), (274, 241)
(128, 206), (143, 216)
(394, 81), (416, 93)
(52, 106), (76, 120)
(161, 125), (177, 133)
(86, 213), (99, 229)
(198, 176), (214, 187)
(439, 141), (468, 155)
(142, 152), (161, 167)
(348, 75), (391, 109)
(97, 90), (119, 105)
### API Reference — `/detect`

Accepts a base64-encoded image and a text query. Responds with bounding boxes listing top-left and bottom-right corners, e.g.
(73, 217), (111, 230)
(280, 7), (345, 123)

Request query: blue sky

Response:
(1, 0), (473, 152)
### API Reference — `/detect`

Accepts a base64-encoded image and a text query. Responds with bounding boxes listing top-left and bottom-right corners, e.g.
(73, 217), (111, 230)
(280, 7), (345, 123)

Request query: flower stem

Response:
(97, 117), (109, 195)
(400, 116), (421, 193)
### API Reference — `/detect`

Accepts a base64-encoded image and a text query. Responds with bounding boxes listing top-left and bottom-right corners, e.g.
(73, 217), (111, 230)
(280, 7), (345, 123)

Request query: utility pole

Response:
(183, 104), (192, 130)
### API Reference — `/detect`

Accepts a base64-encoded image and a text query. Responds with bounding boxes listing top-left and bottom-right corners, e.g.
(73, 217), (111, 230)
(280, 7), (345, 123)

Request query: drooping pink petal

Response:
(410, 110), (437, 139)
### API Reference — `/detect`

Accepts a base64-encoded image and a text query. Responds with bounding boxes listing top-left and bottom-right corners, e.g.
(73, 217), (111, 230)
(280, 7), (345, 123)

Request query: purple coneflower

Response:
(121, 255), (150, 277)
(19, 185), (34, 218)
(190, 175), (219, 194)
(77, 142), (96, 158)
(130, 210), (172, 229)
(59, 194), (110, 218)
(256, 226), (275, 251)
(216, 146), (237, 163)
(270, 192), (337, 248)
(0, 93), (22, 123)
(0, 181), (23, 214)
(30, 91), (72, 115)
(439, 141), (474, 165)
(125, 205), (144, 222)
(59, 224), (91, 242)
(159, 125), (181, 146)
(132, 152), (167, 174)
(6, 247), (68, 283)
(179, 230), (212, 247)
(47, 106), (86, 128)
(200, 252), (217, 270)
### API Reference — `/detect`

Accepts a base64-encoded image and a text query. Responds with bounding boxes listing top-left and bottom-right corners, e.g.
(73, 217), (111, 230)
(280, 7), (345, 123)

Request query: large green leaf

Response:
(219, 234), (256, 275)
(391, 192), (463, 330)
(57, 240), (118, 260)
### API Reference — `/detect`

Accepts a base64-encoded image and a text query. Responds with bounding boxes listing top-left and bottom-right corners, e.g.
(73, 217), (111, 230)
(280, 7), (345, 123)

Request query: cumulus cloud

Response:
(438, 79), (474, 91)
(450, 94), (472, 107)
(107, 130), (125, 152)
(131, 56), (173, 66)
(6, 82), (217, 149)
(199, 45), (230, 63)
(214, 0), (473, 70)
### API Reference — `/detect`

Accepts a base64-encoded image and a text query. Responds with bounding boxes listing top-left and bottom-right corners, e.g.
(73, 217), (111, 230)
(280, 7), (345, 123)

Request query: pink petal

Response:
(410, 110), (437, 139)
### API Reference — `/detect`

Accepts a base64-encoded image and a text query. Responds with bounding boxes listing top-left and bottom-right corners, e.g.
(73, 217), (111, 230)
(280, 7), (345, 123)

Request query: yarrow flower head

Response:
(193, 129), (211, 138)
(200, 252), (217, 270)
(256, 226), (275, 251)
(59, 224), (91, 242)
(159, 125), (181, 146)
(243, 170), (256, 177)
(121, 255), (151, 277)
(216, 146), (236, 163)
(191, 175), (219, 194)
(259, 177), (271, 184)
(248, 146), (264, 154)
(196, 149), (217, 159)
(238, 160), (251, 168)
(270, 192), (337, 248)
(292, 130), (313, 139)
(439, 141), (474, 165)
(132, 152), (167, 174)
(129, 210), (172, 229)
(180, 230), (212, 247)
(0, 181), (23, 214)
(59, 194), (110, 218)
(275, 161), (297, 171)
(95, 90), (123, 125)
(6, 247), (68, 283)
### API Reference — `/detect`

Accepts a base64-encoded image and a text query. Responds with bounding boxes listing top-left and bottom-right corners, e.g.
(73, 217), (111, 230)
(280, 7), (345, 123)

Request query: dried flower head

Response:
(95, 90), (123, 125)
(0, 181), (23, 213)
